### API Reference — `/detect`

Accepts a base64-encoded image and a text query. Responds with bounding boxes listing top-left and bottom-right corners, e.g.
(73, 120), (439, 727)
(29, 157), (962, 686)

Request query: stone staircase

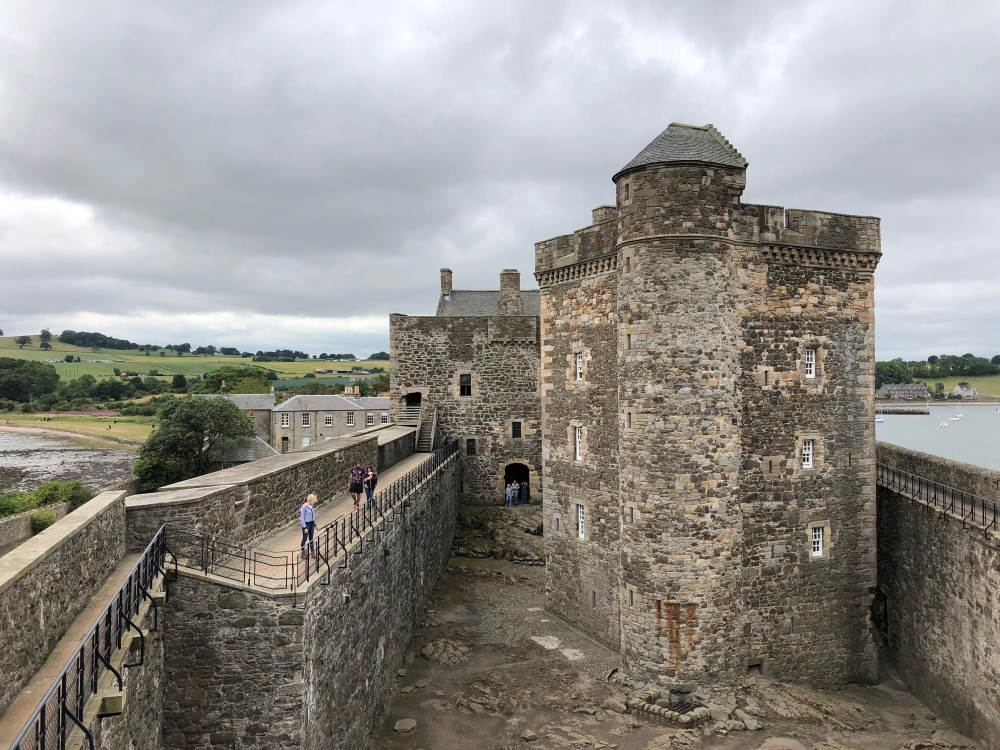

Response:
(417, 419), (434, 453)
(397, 407), (421, 427)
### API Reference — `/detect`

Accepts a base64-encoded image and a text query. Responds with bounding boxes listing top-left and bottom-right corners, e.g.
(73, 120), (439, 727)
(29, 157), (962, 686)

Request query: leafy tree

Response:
(875, 360), (912, 390)
(219, 347), (240, 356)
(39, 329), (52, 342)
(371, 373), (390, 394)
(0, 359), (60, 401)
(94, 379), (128, 401)
(0, 328), (4, 336)
(927, 355), (938, 365)
(15, 336), (30, 349)
(39, 341), (52, 351)
(194, 365), (273, 394)
(171, 374), (188, 391)
(369, 351), (390, 361)
(64, 354), (75, 362)
(992, 355), (1000, 365)
(113, 368), (122, 377)
(133, 398), (254, 492)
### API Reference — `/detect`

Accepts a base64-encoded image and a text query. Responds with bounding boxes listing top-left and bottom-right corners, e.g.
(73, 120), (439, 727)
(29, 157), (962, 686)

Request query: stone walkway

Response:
(256, 452), (434, 553)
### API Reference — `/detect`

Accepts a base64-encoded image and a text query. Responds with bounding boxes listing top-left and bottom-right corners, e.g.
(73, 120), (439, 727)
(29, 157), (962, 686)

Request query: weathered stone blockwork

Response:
(0, 491), (128, 716)
(390, 308), (541, 506)
(535, 123), (881, 686)
(93, 624), (165, 750)
(876, 442), (1000, 747)
(126, 433), (378, 549)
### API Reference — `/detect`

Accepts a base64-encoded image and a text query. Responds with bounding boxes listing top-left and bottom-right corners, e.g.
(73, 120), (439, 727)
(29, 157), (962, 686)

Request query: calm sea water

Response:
(876, 405), (1000, 471)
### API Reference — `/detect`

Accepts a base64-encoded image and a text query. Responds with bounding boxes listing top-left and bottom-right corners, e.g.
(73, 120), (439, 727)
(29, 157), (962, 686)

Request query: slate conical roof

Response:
(613, 123), (747, 181)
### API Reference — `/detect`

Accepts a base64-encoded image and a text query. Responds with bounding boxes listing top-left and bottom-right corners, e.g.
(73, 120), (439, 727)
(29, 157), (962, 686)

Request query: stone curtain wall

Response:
(535, 217), (622, 648)
(390, 314), (541, 506)
(161, 578), (305, 749)
(377, 427), (416, 473)
(0, 500), (73, 551)
(302, 455), (461, 750)
(876, 442), (1000, 746)
(735, 255), (878, 684)
(0, 491), (127, 717)
(126, 433), (379, 549)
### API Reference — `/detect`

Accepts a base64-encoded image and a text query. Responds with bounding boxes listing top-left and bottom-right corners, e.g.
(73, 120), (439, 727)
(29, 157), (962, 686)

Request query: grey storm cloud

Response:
(0, 0), (998, 357)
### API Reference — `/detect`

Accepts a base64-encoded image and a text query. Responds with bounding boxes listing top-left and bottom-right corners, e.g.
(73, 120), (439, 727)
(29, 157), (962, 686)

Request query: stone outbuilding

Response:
(271, 394), (390, 452)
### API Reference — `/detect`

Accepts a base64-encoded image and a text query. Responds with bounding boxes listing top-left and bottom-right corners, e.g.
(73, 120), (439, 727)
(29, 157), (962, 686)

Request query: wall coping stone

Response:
(877, 441), (1000, 502)
(0, 490), (126, 596)
(125, 485), (239, 510)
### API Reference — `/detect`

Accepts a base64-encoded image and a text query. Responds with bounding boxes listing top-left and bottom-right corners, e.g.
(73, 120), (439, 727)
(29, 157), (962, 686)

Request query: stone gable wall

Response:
(390, 314), (541, 506)
(876, 442), (1000, 747)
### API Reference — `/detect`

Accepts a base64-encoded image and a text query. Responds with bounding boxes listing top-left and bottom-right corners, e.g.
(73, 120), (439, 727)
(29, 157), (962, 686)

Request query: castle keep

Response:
(393, 122), (882, 686)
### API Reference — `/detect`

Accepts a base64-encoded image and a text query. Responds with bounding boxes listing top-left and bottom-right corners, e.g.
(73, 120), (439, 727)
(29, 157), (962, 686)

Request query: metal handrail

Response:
(876, 462), (999, 537)
(165, 440), (459, 591)
(10, 528), (167, 750)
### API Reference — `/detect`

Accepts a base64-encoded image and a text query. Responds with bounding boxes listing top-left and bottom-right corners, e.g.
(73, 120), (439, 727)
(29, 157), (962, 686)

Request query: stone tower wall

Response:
(389, 314), (542, 505)
(614, 165), (747, 681)
(536, 219), (620, 645)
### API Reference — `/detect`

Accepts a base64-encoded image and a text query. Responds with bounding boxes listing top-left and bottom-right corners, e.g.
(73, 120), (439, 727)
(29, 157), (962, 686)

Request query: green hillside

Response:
(0, 336), (389, 383)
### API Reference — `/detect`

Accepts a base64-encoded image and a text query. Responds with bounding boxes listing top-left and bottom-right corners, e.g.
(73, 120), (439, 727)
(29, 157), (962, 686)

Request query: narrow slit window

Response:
(811, 526), (823, 557)
(577, 504), (585, 538)
(764, 370), (769, 385)
(802, 439), (813, 469)
(459, 373), (472, 397)
(623, 183), (630, 201)
(624, 255), (631, 273)
(628, 589), (634, 607)
(805, 349), (816, 379)
(574, 427), (583, 461)
(576, 353), (584, 381)
(626, 333), (633, 350)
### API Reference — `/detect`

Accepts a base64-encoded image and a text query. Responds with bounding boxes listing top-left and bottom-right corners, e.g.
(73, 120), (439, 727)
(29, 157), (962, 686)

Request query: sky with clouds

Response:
(0, 1), (998, 360)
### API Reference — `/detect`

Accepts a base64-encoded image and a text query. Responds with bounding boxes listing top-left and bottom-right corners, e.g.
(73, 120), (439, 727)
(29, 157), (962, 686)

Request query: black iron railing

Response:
(876, 462), (999, 536)
(166, 440), (459, 591)
(11, 528), (168, 750)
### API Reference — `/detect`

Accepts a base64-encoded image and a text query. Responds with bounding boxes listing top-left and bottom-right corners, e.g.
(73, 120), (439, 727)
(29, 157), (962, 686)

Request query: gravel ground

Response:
(0, 429), (135, 492)
(370, 551), (980, 750)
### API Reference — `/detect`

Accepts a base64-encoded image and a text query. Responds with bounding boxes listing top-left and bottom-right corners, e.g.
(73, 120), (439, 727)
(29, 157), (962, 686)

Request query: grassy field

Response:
(1, 412), (154, 444)
(914, 374), (1000, 399)
(0, 336), (389, 383)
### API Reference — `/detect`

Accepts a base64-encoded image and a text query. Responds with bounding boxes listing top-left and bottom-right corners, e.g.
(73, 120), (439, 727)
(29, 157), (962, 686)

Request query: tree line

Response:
(875, 353), (1000, 390)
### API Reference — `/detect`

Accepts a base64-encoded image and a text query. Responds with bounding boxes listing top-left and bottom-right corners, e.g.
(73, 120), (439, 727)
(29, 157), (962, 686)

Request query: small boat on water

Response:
(875, 417), (884, 424)
(940, 422), (949, 428)
(949, 415), (962, 421)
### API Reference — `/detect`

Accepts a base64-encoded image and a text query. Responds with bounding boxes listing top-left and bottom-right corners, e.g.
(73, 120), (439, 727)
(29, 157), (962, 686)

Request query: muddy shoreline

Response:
(0, 429), (136, 493)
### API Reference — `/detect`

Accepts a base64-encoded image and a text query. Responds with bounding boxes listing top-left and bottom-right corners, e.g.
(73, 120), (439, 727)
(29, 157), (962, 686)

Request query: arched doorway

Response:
(404, 392), (422, 407)
(504, 463), (530, 505)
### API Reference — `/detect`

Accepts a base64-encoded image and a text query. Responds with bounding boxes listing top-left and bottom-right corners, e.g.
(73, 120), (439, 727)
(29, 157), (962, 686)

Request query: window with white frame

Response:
(811, 526), (823, 557)
(802, 439), (814, 469)
(574, 426), (583, 461)
(805, 348), (816, 378)
(281, 413), (289, 428)
(381, 412), (389, 424)
(347, 412), (355, 426)
(301, 413), (311, 427)
(575, 353), (583, 381)
(576, 504), (585, 539)
(366, 413), (375, 426)
(324, 413), (333, 427)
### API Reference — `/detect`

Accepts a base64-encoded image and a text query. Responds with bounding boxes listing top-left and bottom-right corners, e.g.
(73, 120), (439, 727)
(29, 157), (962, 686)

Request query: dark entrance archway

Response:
(504, 463), (530, 505)
(404, 392), (422, 408)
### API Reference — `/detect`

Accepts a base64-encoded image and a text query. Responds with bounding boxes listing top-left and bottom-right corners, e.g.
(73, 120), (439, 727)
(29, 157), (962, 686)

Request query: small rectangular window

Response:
(512, 421), (522, 439)
(281, 413), (290, 428)
(811, 526), (823, 557)
(626, 333), (633, 350)
(805, 349), (816, 379)
(381, 412), (389, 424)
(577, 504), (585, 538)
(324, 413), (333, 427)
(366, 413), (375, 426)
(347, 413), (355, 426)
(574, 426), (583, 461)
(624, 255), (631, 273)
(802, 439), (813, 469)
(301, 413), (311, 427)
(459, 374), (472, 397)
(466, 438), (477, 456)
(575, 353), (583, 381)
(623, 183), (630, 201)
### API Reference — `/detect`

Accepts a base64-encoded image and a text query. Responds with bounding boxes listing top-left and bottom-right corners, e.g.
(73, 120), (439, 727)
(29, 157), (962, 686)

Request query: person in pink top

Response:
(349, 461), (365, 508)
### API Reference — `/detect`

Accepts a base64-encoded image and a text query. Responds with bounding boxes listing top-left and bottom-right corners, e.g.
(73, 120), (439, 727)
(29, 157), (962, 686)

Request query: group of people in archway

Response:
(505, 479), (528, 507)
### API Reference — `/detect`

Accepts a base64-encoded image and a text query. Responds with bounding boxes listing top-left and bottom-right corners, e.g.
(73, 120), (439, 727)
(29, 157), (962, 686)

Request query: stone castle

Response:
(391, 122), (882, 686)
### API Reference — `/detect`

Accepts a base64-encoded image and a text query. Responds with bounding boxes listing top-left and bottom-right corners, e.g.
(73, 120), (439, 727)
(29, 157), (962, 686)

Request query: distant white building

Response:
(271, 395), (390, 453)
(952, 383), (978, 400)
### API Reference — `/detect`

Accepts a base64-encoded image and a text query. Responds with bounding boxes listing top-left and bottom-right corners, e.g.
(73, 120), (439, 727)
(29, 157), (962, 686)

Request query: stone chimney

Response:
(440, 268), (453, 297)
(220, 379), (227, 395)
(592, 205), (617, 224)
(498, 269), (523, 316)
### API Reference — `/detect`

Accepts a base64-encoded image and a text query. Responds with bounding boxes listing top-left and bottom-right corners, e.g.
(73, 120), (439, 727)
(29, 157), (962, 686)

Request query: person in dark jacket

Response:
(364, 466), (378, 504)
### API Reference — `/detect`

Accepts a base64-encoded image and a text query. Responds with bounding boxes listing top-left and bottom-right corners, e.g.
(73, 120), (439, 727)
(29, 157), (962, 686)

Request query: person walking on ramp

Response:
(364, 466), (378, 505)
(349, 461), (365, 508)
(300, 494), (317, 553)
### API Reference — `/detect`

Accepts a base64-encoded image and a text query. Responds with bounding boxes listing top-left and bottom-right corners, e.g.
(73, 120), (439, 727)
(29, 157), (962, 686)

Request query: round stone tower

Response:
(614, 123), (748, 682)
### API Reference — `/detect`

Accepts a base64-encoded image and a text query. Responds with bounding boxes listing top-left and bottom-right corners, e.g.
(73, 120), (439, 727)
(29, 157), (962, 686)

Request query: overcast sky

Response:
(1, 1), (998, 360)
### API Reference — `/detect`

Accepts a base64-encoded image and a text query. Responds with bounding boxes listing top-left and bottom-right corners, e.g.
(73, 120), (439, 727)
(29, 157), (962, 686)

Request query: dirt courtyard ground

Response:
(370, 512), (979, 750)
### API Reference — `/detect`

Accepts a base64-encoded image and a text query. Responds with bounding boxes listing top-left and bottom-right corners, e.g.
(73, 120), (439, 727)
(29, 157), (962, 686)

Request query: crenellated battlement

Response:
(534, 209), (617, 274)
(744, 202), (881, 255)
